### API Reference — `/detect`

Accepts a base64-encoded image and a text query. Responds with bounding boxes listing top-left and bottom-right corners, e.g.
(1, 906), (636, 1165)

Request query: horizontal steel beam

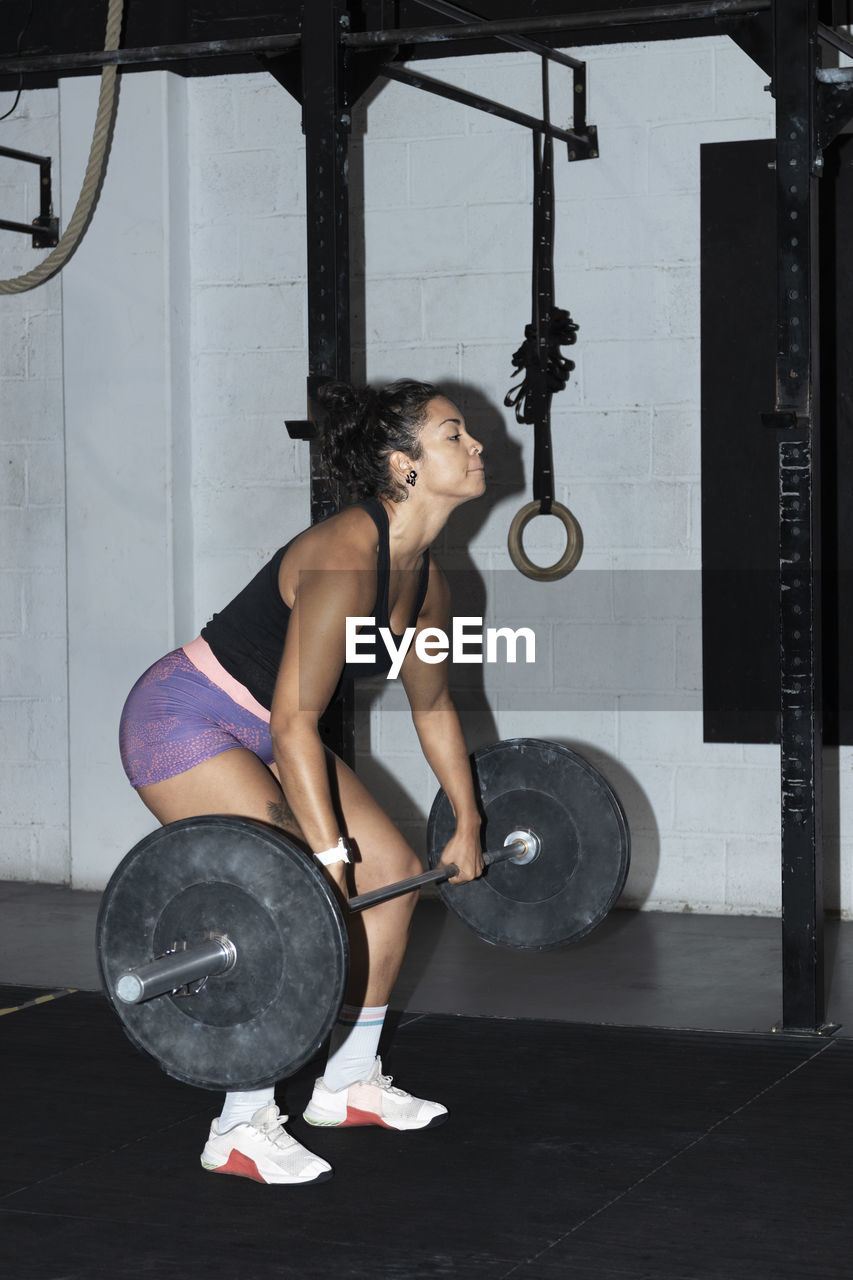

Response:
(0, 1), (774, 79)
(0, 143), (51, 167)
(0, 33), (300, 77)
(343, 0), (772, 48)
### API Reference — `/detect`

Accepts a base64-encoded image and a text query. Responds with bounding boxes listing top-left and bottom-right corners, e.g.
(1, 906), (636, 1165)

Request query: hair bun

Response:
(316, 378), (439, 503)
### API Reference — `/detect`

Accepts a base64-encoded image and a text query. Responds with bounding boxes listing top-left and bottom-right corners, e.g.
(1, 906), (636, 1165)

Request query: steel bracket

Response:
(379, 62), (598, 159)
(816, 67), (853, 152)
(0, 144), (59, 248)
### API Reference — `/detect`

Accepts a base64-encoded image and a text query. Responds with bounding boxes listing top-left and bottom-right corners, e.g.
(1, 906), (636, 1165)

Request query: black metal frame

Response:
(0, 35), (302, 76)
(0, 1), (781, 89)
(298, 0), (355, 761)
(341, 1), (774, 47)
(0, 145), (58, 248)
(3, 1), (853, 1030)
(762, 0), (827, 1034)
(378, 62), (597, 157)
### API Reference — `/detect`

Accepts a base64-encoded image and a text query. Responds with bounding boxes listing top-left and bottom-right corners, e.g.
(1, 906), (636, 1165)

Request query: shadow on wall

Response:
(560, 740), (660, 912)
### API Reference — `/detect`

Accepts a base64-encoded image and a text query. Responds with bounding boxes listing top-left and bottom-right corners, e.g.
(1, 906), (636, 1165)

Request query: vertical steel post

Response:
(300, 0), (355, 763)
(771, 0), (826, 1031)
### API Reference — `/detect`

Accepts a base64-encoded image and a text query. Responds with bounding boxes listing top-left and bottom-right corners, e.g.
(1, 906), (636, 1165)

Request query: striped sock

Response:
(218, 1086), (276, 1132)
(322, 1003), (388, 1091)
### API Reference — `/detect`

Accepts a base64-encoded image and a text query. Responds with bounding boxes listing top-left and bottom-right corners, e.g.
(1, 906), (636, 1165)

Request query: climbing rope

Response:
(0, 0), (124, 294)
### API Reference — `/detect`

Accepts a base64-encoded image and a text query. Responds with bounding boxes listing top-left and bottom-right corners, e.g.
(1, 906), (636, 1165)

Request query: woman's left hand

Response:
(438, 826), (484, 885)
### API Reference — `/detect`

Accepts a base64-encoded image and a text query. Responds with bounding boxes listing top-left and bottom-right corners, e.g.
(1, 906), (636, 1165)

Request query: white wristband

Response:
(313, 837), (351, 867)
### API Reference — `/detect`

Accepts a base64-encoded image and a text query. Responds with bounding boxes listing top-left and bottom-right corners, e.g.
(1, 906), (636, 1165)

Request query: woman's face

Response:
(411, 397), (486, 502)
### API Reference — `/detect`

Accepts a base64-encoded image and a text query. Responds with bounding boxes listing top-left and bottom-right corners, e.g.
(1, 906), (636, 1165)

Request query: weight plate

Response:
(96, 816), (348, 1091)
(427, 738), (630, 950)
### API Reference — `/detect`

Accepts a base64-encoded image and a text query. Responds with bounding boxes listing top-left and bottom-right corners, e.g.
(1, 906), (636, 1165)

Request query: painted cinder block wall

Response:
(0, 89), (67, 882)
(2, 36), (850, 911)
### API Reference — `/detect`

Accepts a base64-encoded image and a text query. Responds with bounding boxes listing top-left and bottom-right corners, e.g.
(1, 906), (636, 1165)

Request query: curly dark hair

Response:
(317, 379), (440, 502)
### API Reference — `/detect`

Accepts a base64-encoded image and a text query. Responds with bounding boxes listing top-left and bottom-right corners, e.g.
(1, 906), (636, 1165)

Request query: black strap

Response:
(505, 62), (578, 515)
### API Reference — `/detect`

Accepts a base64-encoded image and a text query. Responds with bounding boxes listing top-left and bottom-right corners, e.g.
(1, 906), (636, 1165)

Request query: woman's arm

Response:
(269, 527), (375, 891)
(399, 564), (483, 884)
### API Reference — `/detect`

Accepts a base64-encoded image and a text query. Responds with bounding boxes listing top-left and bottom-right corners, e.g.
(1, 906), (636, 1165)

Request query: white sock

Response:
(322, 1003), (388, 1091)
(218, 1087), (276, 1132)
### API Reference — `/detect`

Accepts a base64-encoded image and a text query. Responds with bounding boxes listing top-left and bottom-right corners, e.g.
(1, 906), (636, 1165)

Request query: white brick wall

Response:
(3, 36), (850, 914)
(190, 76), (310, 627)
(0, 92), (68, 882)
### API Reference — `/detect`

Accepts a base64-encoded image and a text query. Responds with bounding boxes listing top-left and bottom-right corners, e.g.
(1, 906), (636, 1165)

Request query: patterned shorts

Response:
(119, 641), (274, 789)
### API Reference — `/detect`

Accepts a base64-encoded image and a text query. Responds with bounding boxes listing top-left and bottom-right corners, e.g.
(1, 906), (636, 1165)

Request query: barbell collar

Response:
(115, 936), (237, 1005)
(348, 835), (536, 913)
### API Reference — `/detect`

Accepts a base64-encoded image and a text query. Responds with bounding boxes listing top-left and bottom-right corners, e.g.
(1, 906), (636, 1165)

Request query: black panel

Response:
(701, 135), (853, 745)
(821, 139), (853, 745)
(701, 139), (778, 745)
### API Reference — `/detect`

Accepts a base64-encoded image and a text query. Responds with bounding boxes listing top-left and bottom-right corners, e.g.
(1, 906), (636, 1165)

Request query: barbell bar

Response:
(115, 832), (540, 1006)
(97, 738), (631, 1090)
(347, 828), (540, 912)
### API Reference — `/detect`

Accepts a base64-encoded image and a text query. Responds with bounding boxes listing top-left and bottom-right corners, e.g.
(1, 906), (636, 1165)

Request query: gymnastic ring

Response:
(507, 500), (583, 582)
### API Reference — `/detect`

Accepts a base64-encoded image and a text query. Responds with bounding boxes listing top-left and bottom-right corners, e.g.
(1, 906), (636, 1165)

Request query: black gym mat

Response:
(2, 988), (852, 1279)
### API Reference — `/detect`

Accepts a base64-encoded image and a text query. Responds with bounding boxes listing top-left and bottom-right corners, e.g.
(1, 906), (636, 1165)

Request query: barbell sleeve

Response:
(348, 837), (531, 913)
(114, 936), (237, 1005)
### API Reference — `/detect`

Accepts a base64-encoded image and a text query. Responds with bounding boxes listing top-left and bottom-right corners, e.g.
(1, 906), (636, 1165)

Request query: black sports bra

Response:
(201, 497), (431, 710)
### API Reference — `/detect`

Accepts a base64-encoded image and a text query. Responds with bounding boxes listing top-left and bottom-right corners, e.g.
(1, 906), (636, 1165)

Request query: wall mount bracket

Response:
(0, 145), (59, 248)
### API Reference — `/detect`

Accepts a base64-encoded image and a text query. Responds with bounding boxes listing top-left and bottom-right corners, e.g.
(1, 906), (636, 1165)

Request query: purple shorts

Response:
(119, 639), (274, 789)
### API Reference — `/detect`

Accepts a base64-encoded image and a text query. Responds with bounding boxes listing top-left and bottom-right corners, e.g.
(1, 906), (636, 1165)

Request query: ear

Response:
(388, 449), (413, 479)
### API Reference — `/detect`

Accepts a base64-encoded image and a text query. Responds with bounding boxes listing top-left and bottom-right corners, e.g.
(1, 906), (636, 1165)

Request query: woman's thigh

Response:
(136, 715), (420, 895)
(139, 747), (301, 838)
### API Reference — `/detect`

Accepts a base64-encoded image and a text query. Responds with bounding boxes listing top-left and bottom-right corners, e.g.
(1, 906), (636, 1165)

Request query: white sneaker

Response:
(303, 1057), (448, 1131)
(200, 1102), (332, 1185)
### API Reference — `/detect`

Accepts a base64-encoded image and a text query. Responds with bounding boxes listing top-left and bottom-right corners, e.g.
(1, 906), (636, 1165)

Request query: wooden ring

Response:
(507, 500), (583, 581)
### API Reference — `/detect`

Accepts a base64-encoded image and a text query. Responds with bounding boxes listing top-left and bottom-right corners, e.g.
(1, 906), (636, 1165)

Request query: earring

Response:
(405, 470), (417, 487)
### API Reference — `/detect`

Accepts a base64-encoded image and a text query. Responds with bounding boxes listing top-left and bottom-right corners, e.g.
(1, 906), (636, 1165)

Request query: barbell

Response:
(96, 738), (630, 1092)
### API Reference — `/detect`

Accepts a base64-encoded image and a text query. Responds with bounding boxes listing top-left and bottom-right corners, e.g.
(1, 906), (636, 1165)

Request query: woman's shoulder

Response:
(282, 504), (380, 574)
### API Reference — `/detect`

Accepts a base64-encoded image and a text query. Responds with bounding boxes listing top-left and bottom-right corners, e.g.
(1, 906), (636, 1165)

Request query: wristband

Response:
(313, 837), (352, 867)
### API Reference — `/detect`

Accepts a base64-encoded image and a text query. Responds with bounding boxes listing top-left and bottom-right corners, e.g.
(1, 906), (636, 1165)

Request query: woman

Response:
(119, 379), (487, 1186)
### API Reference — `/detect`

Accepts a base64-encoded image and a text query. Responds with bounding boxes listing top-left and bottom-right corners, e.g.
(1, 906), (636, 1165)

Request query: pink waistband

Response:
(183, 636), (272, 725)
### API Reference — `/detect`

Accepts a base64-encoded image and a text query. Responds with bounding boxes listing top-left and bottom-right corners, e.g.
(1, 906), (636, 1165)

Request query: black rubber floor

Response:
(0, 985), (75, 1013)
(2, 987), (852, 1279)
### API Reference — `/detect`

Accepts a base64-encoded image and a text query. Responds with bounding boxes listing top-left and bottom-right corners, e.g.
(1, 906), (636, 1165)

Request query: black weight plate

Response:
(96, 816), (348, 1091)
(427, 738), (630, 950)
